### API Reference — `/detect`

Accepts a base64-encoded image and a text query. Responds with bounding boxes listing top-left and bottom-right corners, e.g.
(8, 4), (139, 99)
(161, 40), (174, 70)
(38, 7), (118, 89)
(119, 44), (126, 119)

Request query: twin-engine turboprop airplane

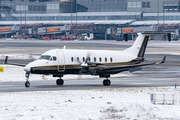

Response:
(4, 33), (167, 87)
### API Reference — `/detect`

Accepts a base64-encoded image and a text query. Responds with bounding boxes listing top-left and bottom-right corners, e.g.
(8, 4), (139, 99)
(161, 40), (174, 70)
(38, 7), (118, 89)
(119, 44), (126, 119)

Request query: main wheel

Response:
(25, 81), (30, 87)
(56, 79), (64, 85)
(103, 79), (111, 86)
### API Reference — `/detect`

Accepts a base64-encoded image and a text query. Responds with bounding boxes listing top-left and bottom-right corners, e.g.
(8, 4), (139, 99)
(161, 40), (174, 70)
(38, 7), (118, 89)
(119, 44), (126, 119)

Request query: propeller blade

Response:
(85, 51), (91, 63)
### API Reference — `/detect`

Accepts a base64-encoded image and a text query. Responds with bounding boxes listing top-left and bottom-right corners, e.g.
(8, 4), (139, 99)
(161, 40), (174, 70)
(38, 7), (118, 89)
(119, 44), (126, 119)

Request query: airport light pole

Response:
(76, 0), (77, 38)
(163, 0), (165, 32)
(76, 0), (77, 31)
(20, 0), (22, 33)
(158, 0), (159, 25)
(71, 0), (72, 25)
(25, 0), (26, 31)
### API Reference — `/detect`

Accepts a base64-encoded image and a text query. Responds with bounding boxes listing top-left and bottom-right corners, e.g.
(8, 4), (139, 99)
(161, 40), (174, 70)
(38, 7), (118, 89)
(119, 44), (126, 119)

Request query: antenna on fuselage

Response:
(63, 45), (66, 49)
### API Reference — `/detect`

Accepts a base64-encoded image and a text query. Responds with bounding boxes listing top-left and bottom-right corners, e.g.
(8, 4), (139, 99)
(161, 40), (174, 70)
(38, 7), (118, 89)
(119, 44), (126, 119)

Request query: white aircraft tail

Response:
(123, 33), (149, 58)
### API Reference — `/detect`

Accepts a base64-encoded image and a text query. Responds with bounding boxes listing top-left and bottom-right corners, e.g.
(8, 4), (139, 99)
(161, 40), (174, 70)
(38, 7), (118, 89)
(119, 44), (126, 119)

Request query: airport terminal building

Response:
(1, 0), (180, 21)
(1, 0), (180, 40)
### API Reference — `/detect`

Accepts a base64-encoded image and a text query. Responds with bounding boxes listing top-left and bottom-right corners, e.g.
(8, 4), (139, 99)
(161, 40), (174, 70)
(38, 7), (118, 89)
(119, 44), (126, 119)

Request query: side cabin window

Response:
(94, 57), (96, 62)
(105, 57), (107, 62)
(77, 57), (79, 62)
(39, 55), (51, 60)
(88, 57), (91, 62)
(110, 57), (113, 62)
(99, 57), (102, 62)
(71, 57), (74, 62)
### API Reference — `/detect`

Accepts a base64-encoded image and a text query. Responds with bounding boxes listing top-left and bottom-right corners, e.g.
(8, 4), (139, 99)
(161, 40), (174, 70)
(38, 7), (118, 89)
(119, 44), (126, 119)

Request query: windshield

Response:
(38, 55), (51, 60)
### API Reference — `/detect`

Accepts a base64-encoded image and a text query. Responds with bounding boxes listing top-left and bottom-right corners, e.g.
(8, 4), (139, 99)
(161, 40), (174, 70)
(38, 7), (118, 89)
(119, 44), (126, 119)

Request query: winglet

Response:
(161, 56), (166, 64)
(155, 56), (166, 65)
(4, 56), (8, 64)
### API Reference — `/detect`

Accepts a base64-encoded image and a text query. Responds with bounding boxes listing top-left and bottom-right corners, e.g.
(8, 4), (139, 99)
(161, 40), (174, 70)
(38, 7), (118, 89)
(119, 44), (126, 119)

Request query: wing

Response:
(4, 56), (26, 67)
(99, 56), (166, 75)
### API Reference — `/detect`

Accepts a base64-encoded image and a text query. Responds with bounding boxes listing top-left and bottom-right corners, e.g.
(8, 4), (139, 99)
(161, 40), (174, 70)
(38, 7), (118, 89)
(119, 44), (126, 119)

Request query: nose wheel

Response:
(25, 72), (30, 87)
(56, 79), (64, 85)
(25, 81), (30, 87)
(103, 78), (111, 86)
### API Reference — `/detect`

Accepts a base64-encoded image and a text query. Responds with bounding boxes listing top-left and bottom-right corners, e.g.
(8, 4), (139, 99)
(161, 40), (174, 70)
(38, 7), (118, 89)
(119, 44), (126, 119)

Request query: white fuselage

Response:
(24, 49), (137, 74)
(24, 33), (148, 75)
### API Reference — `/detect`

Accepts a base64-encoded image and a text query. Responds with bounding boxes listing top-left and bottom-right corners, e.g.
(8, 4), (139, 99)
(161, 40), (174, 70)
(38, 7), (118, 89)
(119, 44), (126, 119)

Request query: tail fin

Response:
(123, 33), (149, 58)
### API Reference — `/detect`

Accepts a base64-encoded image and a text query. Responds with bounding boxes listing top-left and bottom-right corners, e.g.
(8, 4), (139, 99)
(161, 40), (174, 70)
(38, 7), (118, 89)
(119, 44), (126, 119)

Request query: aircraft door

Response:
(56, 51), (65, 72)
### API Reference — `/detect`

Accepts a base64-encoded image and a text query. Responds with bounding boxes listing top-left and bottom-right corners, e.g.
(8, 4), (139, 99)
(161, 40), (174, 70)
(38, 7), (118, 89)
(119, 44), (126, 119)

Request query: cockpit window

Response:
(38, 55), (51, 60)
(53, 56), (57, 61)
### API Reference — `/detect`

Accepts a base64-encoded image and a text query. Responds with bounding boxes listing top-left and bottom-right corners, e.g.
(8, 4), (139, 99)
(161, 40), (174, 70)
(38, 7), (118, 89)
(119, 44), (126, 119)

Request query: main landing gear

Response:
(56, 78), (64, 85)
(53, 75), (64, 86)
(103, 78), (111, 86)
(25, 72), (30, 87)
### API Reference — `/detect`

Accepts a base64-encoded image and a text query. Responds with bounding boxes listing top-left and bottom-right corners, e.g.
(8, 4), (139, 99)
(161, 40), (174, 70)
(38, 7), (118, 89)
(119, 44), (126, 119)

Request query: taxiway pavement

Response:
(0, 39), (179, 92)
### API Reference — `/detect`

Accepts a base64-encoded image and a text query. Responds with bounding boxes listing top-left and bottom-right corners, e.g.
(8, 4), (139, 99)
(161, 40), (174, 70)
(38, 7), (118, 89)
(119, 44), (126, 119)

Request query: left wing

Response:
(4, 56), (26, 67)
(99, 56), (166, 74)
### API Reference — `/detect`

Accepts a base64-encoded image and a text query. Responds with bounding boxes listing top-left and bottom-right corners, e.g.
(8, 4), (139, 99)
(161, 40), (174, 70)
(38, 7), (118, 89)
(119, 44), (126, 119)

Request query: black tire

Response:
(103, 79), (111, 86)
(56, 79), (64, 85)
(25, 81), (30, 87)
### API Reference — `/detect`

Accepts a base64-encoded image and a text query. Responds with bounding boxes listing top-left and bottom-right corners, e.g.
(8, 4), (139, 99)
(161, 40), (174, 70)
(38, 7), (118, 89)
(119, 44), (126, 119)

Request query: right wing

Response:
(99, 56), (166, 75)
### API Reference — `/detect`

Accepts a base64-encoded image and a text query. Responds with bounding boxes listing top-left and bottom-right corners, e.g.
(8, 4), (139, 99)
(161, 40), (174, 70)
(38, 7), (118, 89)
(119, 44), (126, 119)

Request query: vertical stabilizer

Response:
(123, 33), (149, 58)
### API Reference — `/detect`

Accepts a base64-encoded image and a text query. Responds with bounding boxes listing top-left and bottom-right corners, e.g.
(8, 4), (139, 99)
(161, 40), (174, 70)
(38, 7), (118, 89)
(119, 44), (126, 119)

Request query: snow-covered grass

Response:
(1, 51), (180, 120)
(0, 65), (135, 82)
(0, 87), (180, 120)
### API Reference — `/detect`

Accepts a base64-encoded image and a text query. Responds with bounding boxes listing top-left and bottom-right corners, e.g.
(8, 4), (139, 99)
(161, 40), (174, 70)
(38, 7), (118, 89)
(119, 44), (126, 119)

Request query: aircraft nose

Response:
(24, 65), (31, 72)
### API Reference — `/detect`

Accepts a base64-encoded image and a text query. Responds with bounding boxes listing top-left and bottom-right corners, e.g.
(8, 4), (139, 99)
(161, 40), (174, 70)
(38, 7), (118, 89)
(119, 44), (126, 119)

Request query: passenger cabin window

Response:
(88, 57), (91, 62)
(38, 55), (51, 60)
(110, 57), (113, 62)
(77, 57), (79, 62)
(94, 57), (96, 62)
(105, 57), (107, 62)
(83, 57), (85, 62)
(99, 57), (102, 62)
(71, 57), (74, 62)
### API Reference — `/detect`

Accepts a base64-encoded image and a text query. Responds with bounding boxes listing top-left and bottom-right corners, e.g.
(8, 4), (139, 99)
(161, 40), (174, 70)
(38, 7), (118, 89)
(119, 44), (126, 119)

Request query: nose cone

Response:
(24, 65), (31, 72)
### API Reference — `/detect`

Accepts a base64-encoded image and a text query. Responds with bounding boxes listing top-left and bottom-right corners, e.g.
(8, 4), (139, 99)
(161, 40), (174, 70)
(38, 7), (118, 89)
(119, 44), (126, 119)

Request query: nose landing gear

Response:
(25, 72), (30, 87)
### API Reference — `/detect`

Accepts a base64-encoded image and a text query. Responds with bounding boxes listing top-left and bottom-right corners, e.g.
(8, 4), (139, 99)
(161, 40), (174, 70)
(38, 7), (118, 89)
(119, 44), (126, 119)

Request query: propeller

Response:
(77, 51), (90, 74)
(76, 51), (104, 74)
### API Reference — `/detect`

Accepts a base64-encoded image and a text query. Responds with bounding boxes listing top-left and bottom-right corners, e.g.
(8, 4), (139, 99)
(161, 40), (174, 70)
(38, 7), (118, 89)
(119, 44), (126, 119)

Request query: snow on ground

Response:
(170, 53), (180, 56)
(1, 53), (180, 120)
(0, 65), (135, 82)
(0, 87), (180, 120)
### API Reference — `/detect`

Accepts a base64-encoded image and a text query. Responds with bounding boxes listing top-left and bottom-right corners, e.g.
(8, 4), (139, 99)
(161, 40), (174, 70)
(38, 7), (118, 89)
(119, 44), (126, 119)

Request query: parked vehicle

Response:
(65, 37), (73, 40)
(60, 36), (65, 40)
(51, 35), (59, 39)
(43, 36), (50, 40)
(172, 37), (180, 41)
